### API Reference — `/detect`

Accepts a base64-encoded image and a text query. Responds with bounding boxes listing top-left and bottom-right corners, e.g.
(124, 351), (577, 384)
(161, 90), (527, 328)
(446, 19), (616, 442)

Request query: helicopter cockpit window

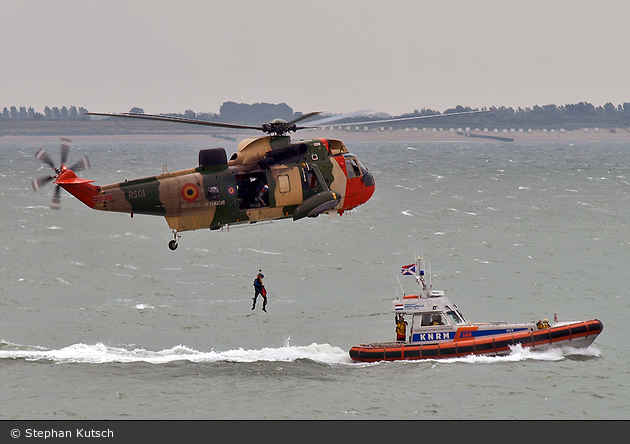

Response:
(357, 159), (369, 177)
(345, 157), (362, 178)
(207, 185), (220, 201)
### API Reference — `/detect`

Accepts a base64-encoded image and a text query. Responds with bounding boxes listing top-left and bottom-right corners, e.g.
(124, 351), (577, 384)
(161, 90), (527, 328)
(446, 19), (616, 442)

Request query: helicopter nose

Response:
(361, 170), (375, 203)
(363, 169), (375, 188)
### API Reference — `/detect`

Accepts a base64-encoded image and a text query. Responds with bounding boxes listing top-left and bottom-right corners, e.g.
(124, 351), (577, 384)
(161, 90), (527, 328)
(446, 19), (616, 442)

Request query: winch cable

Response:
(255, 223), (264, 335)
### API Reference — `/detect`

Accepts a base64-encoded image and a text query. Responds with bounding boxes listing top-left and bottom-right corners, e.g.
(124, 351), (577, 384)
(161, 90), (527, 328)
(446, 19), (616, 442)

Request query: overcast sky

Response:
(2, 0), (629, 116)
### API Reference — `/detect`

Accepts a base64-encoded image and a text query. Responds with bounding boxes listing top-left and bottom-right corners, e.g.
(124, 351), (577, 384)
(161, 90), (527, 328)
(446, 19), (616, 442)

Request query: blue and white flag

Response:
(401, 264), (416, 275)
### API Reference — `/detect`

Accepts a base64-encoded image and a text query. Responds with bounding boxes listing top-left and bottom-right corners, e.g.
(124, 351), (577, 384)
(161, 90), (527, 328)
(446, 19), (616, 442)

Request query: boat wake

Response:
(0, 340), (351, 365)
(0, 340), (598, 367)
(433, 344), (601, 365)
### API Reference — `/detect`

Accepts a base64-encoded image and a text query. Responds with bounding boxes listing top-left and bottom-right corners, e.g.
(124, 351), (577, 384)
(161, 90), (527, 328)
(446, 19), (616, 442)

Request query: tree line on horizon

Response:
(2, 101), (630, 129)
(431, 102), (630, 129)
(1, 105), (89, 121)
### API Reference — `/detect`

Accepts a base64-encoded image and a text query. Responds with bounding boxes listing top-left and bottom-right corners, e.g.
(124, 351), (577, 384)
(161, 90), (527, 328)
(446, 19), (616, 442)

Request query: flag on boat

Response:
(401, 264), (416, 275)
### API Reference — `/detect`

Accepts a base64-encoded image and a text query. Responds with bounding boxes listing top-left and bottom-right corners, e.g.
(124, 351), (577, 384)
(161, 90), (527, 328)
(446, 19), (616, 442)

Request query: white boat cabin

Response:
(392, 260), (535, 344)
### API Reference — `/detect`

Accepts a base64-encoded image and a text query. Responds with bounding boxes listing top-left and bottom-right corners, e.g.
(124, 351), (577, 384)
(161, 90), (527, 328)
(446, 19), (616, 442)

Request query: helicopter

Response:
(31, 109), (490, 250)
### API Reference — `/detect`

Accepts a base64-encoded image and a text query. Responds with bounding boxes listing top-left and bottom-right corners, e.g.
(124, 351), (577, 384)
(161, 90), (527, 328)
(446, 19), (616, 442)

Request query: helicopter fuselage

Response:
(55, 135), (375, 247)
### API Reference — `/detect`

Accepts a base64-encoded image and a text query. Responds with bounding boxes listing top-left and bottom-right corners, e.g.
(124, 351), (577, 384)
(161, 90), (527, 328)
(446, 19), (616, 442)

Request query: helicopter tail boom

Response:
(54, 170), (100, 208)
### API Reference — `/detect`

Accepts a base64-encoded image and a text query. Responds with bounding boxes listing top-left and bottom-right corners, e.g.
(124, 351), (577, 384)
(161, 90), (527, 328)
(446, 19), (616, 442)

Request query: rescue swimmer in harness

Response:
(252, 270), (267, 312)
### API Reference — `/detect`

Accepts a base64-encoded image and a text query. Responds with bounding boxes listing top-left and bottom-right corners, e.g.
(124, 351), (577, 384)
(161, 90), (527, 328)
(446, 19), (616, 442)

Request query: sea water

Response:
(1, 137), (629, 419)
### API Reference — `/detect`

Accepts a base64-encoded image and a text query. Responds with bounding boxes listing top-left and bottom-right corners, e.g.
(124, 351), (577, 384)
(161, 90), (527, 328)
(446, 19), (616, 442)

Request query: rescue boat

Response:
(349, 257), (603, 362)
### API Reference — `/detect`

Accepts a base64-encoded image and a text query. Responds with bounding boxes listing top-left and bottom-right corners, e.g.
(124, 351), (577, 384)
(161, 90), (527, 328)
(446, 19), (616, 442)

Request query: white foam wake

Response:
(0, 340), (352, 365)
(0, 341), (599, 366)
(433, 343), (601, 364)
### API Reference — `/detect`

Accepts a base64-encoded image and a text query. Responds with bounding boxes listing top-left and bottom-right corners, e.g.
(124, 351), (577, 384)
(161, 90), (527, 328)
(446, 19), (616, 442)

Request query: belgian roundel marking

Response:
(181, 183), (200, 202)
(227, 186), (236, 195)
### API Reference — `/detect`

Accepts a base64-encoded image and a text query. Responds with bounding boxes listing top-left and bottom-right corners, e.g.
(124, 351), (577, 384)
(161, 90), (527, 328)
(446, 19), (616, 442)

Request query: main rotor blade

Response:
(286, 111), (323, 126)
(347, 109), (493, 126)
(60, 137), (71, 167)
(299, 110), (374, 127)
(34, 148), (56, 170)
(86, 112), (265, 132)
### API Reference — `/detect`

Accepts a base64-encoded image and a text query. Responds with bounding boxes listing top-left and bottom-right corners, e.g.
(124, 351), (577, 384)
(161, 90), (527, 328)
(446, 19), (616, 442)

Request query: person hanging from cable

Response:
(252, 269), (267, 312)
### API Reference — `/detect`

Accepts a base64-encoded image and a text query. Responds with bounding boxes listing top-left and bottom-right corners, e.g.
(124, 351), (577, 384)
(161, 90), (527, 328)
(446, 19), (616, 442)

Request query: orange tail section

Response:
(54, 170), (100, 208)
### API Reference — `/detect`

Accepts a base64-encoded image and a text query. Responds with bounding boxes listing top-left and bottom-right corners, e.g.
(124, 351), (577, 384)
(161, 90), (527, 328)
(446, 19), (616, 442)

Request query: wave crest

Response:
(0, 340), (351, 365)
(0, 341), (599, 366)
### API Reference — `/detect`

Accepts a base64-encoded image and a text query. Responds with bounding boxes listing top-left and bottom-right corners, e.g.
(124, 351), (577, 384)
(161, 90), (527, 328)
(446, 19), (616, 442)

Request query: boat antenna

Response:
(415, 254), (431, 297)
(395, 274), (406, 297)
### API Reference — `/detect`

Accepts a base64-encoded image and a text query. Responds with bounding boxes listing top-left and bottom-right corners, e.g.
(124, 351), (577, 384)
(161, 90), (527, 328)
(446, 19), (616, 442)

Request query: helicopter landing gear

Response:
(168, 230), (181, 251)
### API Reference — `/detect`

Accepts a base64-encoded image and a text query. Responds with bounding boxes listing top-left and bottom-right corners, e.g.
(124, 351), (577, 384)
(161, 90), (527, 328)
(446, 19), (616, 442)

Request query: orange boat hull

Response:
(349, 319), (603, 362)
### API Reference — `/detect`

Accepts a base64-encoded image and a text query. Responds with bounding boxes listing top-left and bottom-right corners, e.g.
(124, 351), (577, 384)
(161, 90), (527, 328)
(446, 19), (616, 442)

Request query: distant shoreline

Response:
(307, 127), (630, 143)
(2, 127), (630, 144)
(325, 128), (630, 142)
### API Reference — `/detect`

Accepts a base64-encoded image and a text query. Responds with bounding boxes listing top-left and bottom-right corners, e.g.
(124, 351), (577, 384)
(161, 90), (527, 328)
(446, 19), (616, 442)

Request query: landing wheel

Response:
(168, 230), (181, 251)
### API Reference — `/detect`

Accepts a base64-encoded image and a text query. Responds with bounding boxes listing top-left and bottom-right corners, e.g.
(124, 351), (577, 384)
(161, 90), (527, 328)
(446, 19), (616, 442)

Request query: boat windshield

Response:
(446, 310), (464, 324)
(420, 313), (445, 326)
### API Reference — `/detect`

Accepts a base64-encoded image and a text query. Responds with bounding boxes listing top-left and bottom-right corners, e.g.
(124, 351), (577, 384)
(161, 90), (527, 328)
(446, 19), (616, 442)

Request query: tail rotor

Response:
(31, 138), (90, 210)
(51, 184), (62, 210)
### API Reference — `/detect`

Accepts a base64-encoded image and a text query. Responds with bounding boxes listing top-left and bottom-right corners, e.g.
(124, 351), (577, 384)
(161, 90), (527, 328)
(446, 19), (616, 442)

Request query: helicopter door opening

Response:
(236, 173), (269, 210)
